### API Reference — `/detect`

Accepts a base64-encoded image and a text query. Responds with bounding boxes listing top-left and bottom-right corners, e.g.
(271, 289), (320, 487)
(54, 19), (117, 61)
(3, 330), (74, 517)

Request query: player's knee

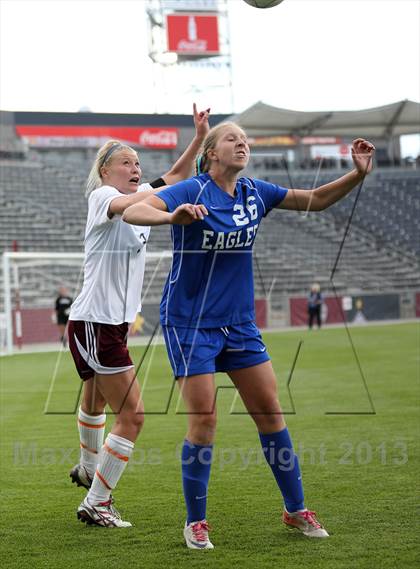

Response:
(262, 417), (285, 432)
(96, 392), (107, 410)
(191, 412), (217, 441)
(251, 407), (285, 432)
(130, 412), (145, 433)
(197, 411), (217, 429)
(118, 409), (145, 434)
(81, 397), (106, 416)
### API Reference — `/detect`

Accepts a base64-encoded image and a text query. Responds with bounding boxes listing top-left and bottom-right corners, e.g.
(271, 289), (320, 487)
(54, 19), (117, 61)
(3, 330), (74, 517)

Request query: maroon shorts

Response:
(68, 321), (134, 381)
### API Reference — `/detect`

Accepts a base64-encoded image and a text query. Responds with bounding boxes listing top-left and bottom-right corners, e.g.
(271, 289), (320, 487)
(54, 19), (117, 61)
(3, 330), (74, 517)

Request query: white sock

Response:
(78, 407), (106, 478)
(87, 433), (134, 505)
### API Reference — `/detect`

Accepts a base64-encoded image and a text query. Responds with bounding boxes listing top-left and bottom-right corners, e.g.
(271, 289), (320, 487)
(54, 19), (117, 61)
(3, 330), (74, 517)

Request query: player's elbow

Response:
(311, 200), (327, 211)
(310, 191), (327, 211)
(122, 205), (138, 224)
(163, 170), (183, 186)
(121, 210), (130, 223)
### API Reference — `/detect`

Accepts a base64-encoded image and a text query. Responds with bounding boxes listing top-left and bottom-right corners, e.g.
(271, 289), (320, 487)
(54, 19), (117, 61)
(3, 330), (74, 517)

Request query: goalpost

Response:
(1, 251), (173, 355)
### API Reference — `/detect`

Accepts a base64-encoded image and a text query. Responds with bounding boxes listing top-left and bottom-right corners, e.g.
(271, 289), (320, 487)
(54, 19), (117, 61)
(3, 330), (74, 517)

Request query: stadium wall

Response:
(289, 292), (407, 326)
(416, 293), (420, 318)
(7, 293), (418, 347)
(9, 299), (268, 345)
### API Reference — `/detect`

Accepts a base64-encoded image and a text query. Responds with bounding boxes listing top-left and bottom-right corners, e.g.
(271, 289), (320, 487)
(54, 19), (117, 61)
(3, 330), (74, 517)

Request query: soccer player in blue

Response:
(123, 122), (375, 549)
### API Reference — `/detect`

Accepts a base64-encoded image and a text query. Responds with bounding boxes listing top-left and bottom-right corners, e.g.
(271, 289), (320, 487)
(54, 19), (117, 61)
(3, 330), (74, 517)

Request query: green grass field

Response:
(1, 322), (419, 569)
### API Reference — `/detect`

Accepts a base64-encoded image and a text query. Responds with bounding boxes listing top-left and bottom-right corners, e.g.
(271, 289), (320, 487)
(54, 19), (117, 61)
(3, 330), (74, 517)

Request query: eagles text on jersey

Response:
(157, 174), (288, 328)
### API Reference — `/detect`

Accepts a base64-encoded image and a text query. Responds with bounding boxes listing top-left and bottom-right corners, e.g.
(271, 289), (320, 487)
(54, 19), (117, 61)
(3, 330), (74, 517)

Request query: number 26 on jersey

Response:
(232, 196), (258, 226)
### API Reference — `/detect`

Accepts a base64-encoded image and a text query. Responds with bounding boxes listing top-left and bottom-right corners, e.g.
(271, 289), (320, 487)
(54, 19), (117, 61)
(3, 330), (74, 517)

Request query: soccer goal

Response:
(1, 251), (172, 355)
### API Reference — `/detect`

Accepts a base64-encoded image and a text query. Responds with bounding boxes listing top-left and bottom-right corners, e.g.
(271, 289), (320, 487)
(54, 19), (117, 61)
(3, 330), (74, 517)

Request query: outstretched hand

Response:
(351, 138), (375, 176)
(170, 203), (208, 225)
(193, 103), (211, 140)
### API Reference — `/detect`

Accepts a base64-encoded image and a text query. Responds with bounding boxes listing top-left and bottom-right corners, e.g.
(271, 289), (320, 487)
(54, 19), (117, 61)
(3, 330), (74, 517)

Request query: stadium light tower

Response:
(145, 0), (234, 113)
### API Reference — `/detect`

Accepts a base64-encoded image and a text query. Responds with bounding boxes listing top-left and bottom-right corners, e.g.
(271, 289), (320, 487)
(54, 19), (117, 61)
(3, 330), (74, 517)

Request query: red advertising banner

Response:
(12, 308), (58, 345)
(301, 137), (342, 145)
(255, 298), (268, 329)
(416, 293), (420, 318)
(166, 13), (219, 56)
(289, 296), (344, 326)
(16, 125), (179, 149)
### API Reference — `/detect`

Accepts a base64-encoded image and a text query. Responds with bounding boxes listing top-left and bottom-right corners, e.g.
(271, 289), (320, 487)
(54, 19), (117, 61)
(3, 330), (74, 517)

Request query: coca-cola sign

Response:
(166, 13), (219, 56)
(16, 125), (179, 149)
(139, 129), (178, 148)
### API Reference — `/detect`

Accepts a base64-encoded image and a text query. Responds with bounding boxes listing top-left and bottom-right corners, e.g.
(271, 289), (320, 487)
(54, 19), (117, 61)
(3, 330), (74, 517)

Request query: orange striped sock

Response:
(78, 407), (106, 478)
(87, 434), (134, 504)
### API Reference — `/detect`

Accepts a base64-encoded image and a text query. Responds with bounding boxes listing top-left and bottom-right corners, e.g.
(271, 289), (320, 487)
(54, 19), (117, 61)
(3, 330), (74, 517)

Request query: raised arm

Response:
(161, 103), (210, 185)
(278, 139), (375, 212)
(107, 104), (209, 218)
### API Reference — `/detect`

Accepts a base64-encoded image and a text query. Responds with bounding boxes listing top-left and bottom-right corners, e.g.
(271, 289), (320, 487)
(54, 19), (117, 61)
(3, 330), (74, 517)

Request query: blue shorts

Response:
(161, 321), (270, 378)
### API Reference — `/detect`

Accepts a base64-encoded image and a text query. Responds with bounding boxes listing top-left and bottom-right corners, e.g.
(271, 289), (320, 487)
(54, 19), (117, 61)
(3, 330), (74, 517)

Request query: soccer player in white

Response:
(67, 105), (210, 528)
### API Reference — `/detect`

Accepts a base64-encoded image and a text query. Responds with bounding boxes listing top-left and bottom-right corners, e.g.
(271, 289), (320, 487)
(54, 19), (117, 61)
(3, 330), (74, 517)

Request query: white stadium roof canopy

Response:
(231, 99), (420, 138)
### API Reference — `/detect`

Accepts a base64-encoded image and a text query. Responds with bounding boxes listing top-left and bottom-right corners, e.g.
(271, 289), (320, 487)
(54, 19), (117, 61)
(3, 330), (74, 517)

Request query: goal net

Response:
(1, 251), (172, 355)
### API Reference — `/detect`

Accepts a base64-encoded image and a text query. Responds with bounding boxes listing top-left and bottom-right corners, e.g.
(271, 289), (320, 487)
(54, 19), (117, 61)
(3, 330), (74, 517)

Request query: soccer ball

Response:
(242, 0), (285, 8)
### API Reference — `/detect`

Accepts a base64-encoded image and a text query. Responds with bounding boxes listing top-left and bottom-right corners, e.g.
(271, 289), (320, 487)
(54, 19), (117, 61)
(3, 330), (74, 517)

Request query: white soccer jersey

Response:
(69, 184), (151, 324)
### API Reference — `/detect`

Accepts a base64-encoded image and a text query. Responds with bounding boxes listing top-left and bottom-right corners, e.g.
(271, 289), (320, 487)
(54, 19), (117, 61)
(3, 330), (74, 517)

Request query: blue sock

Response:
(259, 428), (305, 513)
(181, 439), (213, 524)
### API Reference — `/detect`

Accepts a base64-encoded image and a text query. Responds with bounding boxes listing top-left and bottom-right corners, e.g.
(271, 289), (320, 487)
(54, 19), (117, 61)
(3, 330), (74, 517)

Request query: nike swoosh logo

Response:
(195, 495), (208, 500)
(74, 335), (133, 375)
(190, 540), (208, 548)
(260, 347), (266, 352)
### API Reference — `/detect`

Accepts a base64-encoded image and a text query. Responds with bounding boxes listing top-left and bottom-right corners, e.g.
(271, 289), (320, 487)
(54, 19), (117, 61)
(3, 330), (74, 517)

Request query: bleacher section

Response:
(246, 164), (420, 255)
(0, 112), (26, 159)
(1, 155), (419, 311)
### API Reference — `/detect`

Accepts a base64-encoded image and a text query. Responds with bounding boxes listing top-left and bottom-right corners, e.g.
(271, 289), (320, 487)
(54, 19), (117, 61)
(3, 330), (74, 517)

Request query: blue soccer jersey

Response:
(156, 173), (288, 328)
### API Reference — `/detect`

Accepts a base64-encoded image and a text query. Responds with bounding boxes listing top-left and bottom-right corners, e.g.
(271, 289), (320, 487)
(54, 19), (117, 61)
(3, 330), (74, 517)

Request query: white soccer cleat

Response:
(282, 509), (329, 538)
(77, 497), (132, 528)
(184, 520), (214, 549)
(70, 464), (93, 490)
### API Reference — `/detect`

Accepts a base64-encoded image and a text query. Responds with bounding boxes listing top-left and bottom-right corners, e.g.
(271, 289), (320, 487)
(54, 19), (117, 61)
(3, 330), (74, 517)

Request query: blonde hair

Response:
(86, 140), (138, 196)
(197, 122), (247, 174)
